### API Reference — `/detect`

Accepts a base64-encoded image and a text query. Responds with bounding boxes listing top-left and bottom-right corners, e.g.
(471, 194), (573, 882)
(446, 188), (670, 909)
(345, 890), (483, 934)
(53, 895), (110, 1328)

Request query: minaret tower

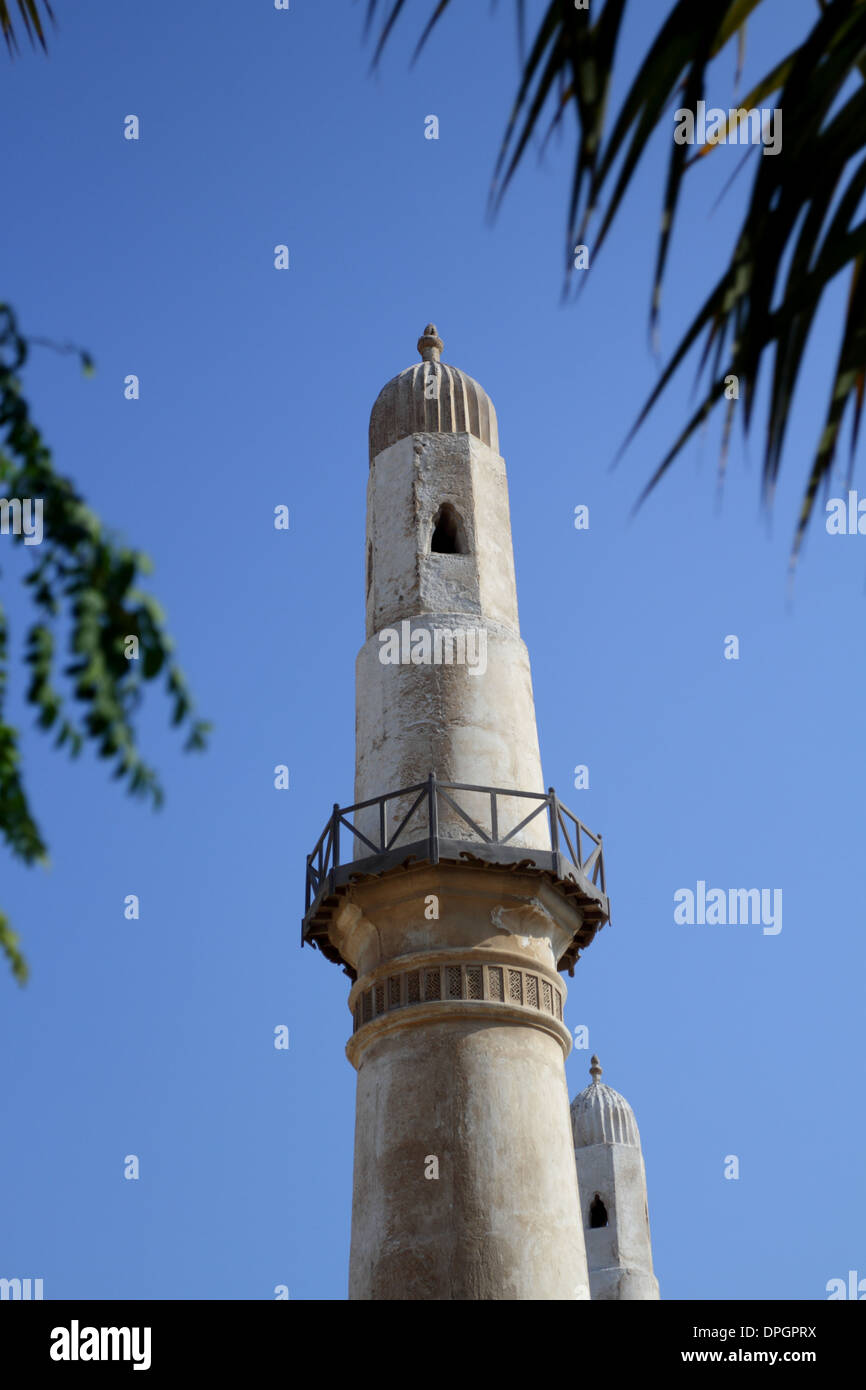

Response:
(571, 1056), (660, 1300)
(302, 326), (610, 1300)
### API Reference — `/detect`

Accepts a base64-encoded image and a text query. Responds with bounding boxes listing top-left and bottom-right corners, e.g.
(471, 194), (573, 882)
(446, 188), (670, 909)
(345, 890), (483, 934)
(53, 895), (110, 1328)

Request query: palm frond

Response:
(0, 0), (54, 54)
(367, 0), (866, 569)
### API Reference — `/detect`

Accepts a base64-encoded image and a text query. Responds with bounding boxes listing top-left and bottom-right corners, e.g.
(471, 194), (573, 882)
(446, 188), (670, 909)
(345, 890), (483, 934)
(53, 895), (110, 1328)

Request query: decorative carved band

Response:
(352, 960), (564, 1035)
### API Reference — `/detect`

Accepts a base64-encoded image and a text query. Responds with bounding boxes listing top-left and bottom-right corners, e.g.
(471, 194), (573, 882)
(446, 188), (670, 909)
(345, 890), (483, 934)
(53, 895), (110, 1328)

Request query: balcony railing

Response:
(302, 773), (609, 963)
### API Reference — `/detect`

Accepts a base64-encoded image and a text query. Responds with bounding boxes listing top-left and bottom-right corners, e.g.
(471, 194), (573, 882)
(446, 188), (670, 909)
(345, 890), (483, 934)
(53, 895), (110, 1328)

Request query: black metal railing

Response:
(303, 773), (605, 932)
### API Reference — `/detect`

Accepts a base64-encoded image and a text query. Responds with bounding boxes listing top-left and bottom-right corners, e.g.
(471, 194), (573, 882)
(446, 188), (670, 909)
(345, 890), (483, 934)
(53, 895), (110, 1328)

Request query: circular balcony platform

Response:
(302, 775), (610, 979)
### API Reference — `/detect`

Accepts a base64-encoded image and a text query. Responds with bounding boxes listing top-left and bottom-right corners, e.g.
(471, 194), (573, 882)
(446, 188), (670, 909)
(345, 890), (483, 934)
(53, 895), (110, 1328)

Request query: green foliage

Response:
(0, 910), (27, 984)
(0, 303), (211, 982)
(368, 0), (866, 568)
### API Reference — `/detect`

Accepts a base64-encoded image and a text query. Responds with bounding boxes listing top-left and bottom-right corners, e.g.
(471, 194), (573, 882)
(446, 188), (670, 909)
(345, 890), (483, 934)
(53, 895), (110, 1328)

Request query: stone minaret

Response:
(571, 1056), (660, 1300)
(302, 326), (610, 1300)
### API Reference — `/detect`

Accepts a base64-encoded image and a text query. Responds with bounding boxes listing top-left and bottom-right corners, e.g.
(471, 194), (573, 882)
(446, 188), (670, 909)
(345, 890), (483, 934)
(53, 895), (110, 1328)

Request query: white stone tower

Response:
(571, 1056), (660, 1300)
(303, 326), (611, 1300)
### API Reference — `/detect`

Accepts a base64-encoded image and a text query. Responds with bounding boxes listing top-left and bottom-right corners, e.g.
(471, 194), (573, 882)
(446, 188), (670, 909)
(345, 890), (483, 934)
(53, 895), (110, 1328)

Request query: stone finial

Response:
(417, 323), (443, 364)
(590, 1055), (603, 1083)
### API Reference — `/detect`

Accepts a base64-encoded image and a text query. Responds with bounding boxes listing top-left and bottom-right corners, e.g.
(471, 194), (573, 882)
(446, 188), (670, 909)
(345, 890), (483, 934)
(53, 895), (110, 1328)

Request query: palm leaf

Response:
(367, 0), (866, 568)
(0, 0), (54, 53)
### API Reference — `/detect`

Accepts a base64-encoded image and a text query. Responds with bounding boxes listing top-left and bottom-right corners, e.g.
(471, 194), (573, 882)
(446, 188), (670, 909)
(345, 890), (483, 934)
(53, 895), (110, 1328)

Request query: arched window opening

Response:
(589, 1194), (608, 1229)
(430, 503), (466, 555)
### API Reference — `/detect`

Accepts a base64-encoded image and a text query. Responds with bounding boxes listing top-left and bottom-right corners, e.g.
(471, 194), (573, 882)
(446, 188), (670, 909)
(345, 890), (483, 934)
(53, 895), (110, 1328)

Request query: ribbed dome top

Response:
(571, 1056), (640, 1149)
(369, 324), (499, 463)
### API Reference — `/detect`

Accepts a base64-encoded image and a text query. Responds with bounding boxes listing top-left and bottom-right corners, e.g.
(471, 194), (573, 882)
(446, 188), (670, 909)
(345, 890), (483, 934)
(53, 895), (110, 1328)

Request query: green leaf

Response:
(0, 300), (211, 980)
(0, 911), (28, 985)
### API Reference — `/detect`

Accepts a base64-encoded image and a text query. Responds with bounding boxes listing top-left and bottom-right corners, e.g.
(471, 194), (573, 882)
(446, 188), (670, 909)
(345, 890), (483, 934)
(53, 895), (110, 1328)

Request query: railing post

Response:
(428, 770), (439, 865)
(331, 803), (341, 878)
(303, 853), (312, 947)
(548, 786), (561, 878)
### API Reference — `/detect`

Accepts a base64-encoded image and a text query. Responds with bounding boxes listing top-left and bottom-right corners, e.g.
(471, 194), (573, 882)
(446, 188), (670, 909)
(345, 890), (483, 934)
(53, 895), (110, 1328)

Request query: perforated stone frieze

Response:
(352, 959), (565, 1034)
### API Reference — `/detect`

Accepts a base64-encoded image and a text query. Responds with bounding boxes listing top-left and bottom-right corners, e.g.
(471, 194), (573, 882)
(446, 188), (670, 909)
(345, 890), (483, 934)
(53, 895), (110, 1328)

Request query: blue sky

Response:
(1, 0), (863, 1301)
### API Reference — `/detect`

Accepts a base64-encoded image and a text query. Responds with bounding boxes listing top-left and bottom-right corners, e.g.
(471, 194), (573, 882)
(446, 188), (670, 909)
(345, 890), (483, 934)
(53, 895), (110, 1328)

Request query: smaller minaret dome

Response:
(571, 1055), (640, 1149)
(368, 323), (499, 461)
(570, 1056), (660, 1300)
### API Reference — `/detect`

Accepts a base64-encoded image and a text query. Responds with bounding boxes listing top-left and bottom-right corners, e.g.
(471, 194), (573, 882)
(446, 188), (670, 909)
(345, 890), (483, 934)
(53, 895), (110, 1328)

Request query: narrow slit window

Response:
(430, 503), (466, 555)
(589, 1194), (608, 1229)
